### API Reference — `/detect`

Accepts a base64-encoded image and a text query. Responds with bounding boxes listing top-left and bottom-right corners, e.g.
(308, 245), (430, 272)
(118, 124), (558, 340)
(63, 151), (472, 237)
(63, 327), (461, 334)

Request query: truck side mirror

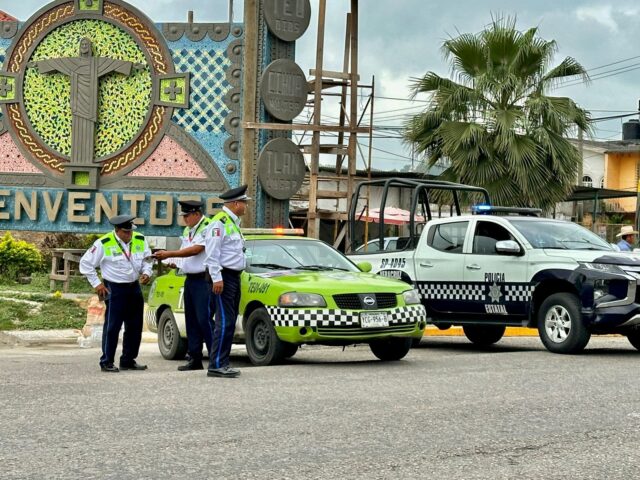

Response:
(495, 240), (521, 256)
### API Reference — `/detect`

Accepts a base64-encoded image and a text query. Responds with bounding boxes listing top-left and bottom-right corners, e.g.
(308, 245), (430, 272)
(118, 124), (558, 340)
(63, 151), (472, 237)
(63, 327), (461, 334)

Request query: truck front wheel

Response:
(626, 331), (640, 351)
(537, 293), (590, 354)
(462, 325), (505, 346)
(369, 337), (412, 361)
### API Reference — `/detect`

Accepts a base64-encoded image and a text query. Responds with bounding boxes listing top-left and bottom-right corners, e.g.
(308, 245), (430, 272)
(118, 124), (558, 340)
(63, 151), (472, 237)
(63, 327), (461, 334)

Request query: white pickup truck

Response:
(348, 181), (640, 354)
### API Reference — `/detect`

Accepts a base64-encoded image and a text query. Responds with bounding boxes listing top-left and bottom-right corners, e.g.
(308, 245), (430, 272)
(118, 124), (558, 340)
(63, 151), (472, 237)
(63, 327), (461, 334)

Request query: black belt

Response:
(222, 268), (243, 275)
(104, 279), (139, 286)
(185, 272), (207, 279)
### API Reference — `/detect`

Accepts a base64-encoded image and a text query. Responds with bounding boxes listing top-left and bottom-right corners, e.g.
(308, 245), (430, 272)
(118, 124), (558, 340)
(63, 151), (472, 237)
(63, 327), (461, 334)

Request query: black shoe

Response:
(178, 360), (203, 371)
(119, 361), (148, 371)
(207, 366), (240, 378)
(100, 364), (119, 373)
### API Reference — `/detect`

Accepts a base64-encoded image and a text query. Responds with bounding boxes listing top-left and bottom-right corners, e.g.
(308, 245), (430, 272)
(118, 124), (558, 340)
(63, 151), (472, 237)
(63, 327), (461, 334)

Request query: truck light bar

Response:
(471, 205), (542, 217)
(241, 228), (305, 235)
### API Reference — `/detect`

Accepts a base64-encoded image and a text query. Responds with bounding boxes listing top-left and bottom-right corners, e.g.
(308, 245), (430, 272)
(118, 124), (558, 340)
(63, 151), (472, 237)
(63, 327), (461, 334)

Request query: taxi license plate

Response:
(360, 312), (389, 328)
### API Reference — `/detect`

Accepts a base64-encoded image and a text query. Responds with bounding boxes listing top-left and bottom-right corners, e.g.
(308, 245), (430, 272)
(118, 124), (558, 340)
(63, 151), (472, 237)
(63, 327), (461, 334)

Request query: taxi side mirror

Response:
(357, 261), (372, 272)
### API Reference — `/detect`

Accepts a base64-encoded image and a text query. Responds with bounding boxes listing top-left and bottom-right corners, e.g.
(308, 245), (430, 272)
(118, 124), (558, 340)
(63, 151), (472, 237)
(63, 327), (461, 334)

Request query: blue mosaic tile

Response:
(171, 48), (232, 134)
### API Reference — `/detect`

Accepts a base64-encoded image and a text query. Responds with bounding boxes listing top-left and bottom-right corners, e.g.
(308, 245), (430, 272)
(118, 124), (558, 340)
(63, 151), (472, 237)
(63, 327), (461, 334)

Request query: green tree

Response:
(405, 16), (591, 209)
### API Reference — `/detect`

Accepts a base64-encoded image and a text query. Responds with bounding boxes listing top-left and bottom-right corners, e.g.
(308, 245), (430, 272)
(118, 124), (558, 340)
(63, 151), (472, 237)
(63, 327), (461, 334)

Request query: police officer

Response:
(204, 185), (249, 378)
(154, 200), (213, 371)
(79, 215), (153, 373)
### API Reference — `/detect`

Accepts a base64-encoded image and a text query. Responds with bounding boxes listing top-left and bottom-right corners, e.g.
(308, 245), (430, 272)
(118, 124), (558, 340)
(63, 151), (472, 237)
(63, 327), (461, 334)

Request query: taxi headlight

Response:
(402, 289), (421, 305)
(278, 292), (327, 308)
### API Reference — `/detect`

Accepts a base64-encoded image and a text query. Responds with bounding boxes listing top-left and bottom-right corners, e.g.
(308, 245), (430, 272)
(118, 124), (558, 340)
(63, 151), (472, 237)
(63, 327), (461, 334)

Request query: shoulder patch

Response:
(101, 237), (110, 244)
(134, 233), (145, 240)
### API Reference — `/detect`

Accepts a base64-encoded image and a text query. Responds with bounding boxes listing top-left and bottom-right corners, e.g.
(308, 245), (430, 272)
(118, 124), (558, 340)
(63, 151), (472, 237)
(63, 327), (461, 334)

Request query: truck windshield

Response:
(509, 220), (613, 251)
(246, 239), (361, 273)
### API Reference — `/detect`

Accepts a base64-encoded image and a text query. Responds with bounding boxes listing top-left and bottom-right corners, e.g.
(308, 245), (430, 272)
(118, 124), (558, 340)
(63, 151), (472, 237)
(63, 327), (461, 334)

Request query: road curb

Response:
(0, 329), (79, 346)
(424, 326), (538, 337)
(0, 325), (537, 348)
(0, 330), (158, 347)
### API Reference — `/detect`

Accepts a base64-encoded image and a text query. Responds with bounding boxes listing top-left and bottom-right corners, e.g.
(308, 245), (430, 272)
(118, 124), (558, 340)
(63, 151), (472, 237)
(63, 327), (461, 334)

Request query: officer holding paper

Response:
(154, 200), (214, 371)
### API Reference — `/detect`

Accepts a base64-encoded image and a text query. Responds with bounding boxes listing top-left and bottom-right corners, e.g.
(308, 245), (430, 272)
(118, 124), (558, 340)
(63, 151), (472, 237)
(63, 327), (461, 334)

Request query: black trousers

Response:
(208, 269), (241, 370)
(100, 280), (143, 367)
(184, 274), (214, 361)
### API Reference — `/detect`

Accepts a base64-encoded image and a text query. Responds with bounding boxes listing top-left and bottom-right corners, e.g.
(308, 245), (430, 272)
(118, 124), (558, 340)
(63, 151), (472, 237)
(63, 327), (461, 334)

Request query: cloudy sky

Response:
(4, 0), (640, 171)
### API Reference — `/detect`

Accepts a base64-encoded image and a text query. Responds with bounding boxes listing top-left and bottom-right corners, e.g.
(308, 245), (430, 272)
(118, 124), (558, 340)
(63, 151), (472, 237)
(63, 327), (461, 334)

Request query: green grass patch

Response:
(0, 272), (94, 294)
(0, 272), (153, 299)
(0, 292), (50, 302)
(0, 297), (86, 330)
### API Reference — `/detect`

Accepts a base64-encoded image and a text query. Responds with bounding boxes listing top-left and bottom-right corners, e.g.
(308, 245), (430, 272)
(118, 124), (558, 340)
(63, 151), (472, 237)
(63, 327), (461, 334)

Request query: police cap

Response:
(219, 184), (251, 203)
(178, 199), (204, 216)
(109, 214), (137, 231)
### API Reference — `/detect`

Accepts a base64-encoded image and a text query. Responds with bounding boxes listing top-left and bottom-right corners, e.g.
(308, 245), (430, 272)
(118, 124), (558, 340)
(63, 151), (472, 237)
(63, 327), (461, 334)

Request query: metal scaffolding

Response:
(297, 0), (373, 248)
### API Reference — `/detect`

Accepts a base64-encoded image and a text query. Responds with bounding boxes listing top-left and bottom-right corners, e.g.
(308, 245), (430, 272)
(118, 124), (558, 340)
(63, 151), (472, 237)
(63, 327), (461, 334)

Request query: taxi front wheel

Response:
(158, 309), (187, 360)
(246, 308), (287, 366)
(369, 337), (412, 361)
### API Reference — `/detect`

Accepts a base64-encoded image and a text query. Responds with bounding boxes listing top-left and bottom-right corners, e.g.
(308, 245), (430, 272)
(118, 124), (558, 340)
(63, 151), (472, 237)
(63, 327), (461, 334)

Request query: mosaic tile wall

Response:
(0, 24), (241, 184)
(23, 20), (151, 158)
(127, 136), (206, 178)
(0, 18), (246, 234)
(165, 30), (241, 187)
(0, 43), (6, 125)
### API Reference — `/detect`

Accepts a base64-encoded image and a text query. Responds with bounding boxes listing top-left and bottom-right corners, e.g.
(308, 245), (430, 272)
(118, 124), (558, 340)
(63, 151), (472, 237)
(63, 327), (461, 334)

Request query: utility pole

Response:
(636, 100), (640, 232)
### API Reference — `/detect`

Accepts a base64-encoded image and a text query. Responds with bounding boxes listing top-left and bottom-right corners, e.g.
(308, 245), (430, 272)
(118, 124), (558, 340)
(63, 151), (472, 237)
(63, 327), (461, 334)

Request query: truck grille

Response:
(333, 293), (398, 309)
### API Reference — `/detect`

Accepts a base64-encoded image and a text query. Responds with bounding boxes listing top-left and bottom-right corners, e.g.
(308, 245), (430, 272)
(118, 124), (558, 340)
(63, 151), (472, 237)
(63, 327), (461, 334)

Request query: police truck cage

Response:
(348, 178), (490, 254)
(471, 205), (542, 217)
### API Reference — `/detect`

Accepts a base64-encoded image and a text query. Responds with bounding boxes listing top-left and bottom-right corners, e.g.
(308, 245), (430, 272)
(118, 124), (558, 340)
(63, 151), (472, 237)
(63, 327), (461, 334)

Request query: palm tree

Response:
(405, 16), (591, 210)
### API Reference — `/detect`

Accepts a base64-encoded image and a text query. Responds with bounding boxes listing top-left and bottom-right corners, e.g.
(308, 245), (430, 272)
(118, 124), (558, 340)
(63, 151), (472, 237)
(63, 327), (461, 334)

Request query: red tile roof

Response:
(0, 10), (17, 21)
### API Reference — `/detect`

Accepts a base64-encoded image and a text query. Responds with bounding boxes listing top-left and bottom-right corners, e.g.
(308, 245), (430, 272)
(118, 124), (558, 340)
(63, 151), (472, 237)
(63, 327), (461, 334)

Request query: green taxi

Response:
(145, 231), (426, 366)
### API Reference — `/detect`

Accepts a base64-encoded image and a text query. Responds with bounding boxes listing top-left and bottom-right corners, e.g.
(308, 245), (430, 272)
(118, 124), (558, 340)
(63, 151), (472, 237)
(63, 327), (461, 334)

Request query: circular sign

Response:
(263, 0), (311, 42)
(260, 59), (307, 122)
(258, 138), (305, 200)
(2, 0), (173, 176)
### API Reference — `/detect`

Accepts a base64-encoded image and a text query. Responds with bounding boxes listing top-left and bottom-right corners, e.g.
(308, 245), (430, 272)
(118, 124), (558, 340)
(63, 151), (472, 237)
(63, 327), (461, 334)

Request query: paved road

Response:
(1, 336), (639, 479)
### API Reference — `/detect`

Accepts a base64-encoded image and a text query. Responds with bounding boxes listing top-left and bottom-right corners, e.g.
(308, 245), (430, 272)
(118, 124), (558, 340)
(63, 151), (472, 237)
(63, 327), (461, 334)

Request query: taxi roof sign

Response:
(241, 228), (305, 235)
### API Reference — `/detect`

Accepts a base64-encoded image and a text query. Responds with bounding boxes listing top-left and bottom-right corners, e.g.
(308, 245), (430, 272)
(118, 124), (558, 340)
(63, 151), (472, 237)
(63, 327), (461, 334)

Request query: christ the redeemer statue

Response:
(29, 37), (141, 165)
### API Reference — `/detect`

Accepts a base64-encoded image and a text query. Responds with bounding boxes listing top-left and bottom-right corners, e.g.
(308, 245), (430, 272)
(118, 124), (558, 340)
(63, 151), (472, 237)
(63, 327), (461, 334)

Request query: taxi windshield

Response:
(245, 239), (360, 273)
(509, 220), (613, 251)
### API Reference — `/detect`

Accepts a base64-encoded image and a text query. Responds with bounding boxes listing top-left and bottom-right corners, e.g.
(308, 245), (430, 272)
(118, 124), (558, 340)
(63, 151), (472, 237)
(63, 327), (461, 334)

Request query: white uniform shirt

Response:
(179, 216), (208, 274)
(79, 232), (153, 288)
(203, 206), (246, 282)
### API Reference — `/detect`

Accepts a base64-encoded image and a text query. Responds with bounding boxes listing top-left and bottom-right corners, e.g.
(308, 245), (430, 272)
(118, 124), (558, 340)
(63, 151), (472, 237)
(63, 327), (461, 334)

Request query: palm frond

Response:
(404, 15), (590, 209)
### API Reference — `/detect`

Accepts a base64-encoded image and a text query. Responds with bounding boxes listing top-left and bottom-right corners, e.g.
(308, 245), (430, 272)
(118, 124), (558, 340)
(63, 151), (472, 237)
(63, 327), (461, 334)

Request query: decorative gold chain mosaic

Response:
(8, 104), (66, 172)
(8, 3), (75, 72)
(101, 106), (165, 174)
(104, 3), (168, 74)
